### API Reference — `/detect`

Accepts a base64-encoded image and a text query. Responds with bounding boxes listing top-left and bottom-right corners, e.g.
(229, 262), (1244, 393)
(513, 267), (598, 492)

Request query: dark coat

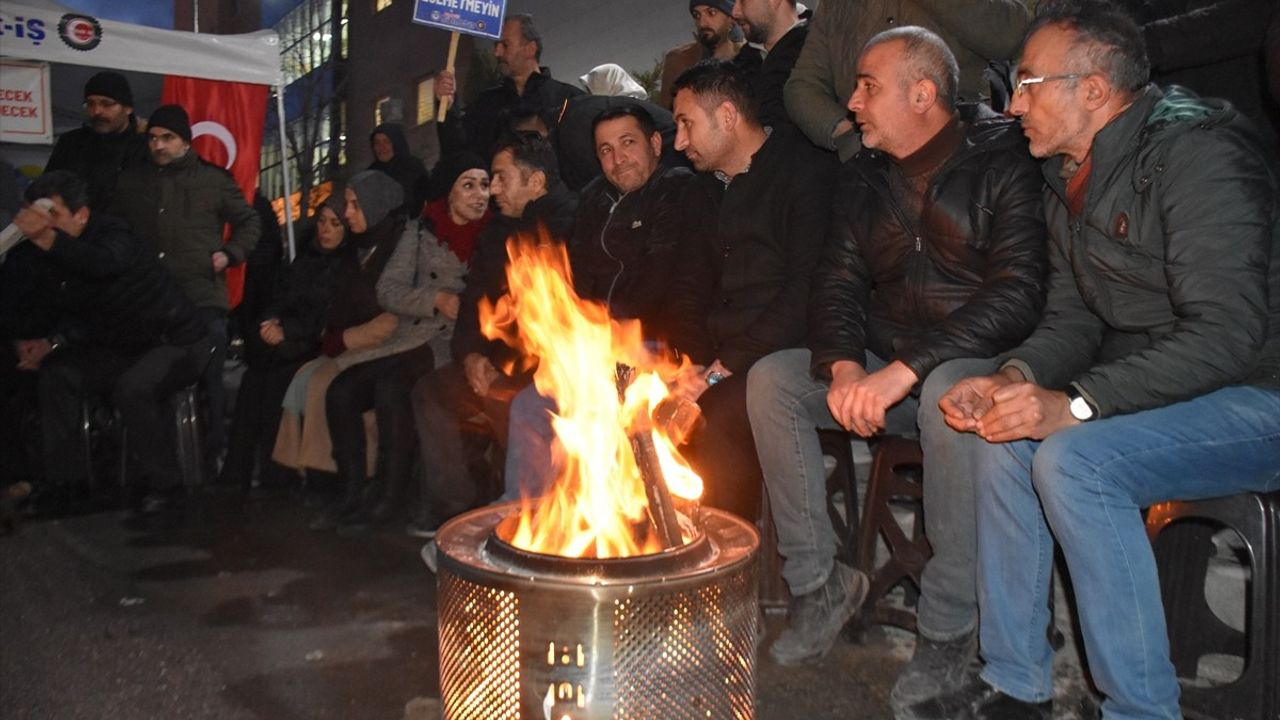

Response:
(451, 183), (578, 365)
(734, 18), (810, 130)
(1004, 85), (1280, 417)
(369, 123), (431, 219)
(36, 214), (205, 357)
(809, 106), (1049, 382)
(44, 117), (150, 211)
(457, 68), (584, 158)
(325, 215), (404, 335)
(553, 95), (687, 192)
(569, 164), (693, 338)
(666, 127), (838, 373)
(256, 233), (352, 364)
(111, 151), (261, 311)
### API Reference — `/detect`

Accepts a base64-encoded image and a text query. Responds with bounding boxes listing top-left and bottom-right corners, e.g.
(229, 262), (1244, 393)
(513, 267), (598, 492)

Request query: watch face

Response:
(1069, 395), (1093, 421)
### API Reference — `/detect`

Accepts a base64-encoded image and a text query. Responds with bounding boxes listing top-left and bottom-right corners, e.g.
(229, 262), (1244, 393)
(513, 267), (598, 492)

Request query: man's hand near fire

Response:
(464, 352), (500, 396)
(939, 366), (1078, 442)
(670, 359), (731, 404)
(827, 359), (917, 437)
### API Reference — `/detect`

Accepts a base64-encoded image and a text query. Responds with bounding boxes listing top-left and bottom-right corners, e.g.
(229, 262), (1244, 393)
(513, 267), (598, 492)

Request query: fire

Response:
(479, 232), (702, 558)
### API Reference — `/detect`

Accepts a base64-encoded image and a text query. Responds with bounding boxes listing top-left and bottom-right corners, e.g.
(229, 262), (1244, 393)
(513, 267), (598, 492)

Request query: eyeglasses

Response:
(1014, 74), (1087, 96)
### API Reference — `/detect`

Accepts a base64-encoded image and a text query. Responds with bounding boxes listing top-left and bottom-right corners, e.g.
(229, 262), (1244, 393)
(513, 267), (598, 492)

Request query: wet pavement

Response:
(0, 492), (1094, 720)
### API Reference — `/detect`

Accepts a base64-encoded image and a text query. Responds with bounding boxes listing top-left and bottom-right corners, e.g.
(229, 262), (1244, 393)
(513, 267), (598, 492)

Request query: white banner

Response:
(0, 59), (51, 143)
(0, 0), (281, 86)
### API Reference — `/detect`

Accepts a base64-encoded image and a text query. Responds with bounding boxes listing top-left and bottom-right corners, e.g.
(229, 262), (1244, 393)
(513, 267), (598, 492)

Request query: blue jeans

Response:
(747, 348), (995, 640)
(975, 385), (1280, 719)
(500, 383), (558, 502)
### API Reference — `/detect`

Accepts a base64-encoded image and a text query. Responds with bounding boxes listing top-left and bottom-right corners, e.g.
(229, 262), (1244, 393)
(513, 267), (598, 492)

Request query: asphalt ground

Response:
(1, 492), (1099, 720)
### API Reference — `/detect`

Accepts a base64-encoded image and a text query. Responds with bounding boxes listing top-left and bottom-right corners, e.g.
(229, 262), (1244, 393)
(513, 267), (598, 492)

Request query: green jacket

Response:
(783, 0), (1030, 161)
(112, 151), (260, 311)
(1004, 85), (1280, 418)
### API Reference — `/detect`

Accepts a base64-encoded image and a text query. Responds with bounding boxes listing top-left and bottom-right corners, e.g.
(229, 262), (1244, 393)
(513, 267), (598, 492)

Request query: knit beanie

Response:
(690, 0), (734, 14)
(347, 170), (404, 228)
(148, 104), (192, 143)
(426, 151), (488, 202)
(84, 71), (134, 106)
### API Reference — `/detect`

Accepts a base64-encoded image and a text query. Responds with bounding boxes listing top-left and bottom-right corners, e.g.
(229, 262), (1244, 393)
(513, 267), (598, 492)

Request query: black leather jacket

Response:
(809, 106), (1048, 382)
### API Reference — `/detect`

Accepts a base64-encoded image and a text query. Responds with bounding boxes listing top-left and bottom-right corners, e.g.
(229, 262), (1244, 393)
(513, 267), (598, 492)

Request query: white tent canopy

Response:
(0, 0), (281, 86)
(0, 0), (295, 255)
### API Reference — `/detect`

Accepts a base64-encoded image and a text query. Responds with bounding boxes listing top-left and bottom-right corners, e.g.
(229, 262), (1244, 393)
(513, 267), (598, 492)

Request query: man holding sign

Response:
(431, 13), (582, 157)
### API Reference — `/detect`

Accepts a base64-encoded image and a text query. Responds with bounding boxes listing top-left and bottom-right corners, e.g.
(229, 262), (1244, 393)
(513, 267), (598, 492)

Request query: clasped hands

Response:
(938, 367), (1078, 442)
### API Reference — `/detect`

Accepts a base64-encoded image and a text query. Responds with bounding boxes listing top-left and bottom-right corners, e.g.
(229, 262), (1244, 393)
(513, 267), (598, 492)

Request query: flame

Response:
(479, 232), (702, 558)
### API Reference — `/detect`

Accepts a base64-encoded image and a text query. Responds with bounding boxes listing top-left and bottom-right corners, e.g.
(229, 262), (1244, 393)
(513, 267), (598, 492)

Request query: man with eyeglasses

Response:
(44, 71), (149, 211)
(917, 2), (1280, 718)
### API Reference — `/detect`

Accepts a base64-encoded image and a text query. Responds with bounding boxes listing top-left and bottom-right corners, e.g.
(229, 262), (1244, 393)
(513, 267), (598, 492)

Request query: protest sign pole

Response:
(437, 31), (459, 122)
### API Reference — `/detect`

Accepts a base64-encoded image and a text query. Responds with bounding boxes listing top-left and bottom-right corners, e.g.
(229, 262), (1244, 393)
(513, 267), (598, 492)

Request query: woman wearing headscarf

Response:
(308, 170), (467, 532)
(222, 198), (352, 490)
(369, 123), (430, 219)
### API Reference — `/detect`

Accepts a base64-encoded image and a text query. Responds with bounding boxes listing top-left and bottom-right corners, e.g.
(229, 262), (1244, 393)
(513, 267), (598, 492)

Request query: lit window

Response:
(375, 0), (391, 12)
(375, 96), (391, 126)
(416, 77), (435, 126)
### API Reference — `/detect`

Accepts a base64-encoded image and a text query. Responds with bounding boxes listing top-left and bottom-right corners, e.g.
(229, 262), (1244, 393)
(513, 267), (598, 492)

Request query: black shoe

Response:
(901, 678), (1051, 720)
(768, 562), (868, 666)
(891, 631), (980, 716)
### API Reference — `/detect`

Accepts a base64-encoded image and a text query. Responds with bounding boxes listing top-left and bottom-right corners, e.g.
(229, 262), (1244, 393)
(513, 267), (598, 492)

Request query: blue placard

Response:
(412, 0), (507, 40)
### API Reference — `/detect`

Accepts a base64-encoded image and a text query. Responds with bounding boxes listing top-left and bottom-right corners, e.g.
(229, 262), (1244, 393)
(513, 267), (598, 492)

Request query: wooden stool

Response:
(855, 436), (930, 632)
(1146, 491), (1280, 720)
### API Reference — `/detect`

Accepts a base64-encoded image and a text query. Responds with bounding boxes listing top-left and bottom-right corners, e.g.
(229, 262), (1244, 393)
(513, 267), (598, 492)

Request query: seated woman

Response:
(309, 169), (468, 532)
(221, 199), (350, 490)
(405, 152), (493, 537)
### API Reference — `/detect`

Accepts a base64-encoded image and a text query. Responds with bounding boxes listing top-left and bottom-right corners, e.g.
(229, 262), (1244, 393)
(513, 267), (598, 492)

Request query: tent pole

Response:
(276, 86), (296, 261)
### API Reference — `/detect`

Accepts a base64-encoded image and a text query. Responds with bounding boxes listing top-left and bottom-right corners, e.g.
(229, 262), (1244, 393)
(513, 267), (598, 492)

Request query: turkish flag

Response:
(161, 76), (269, 309)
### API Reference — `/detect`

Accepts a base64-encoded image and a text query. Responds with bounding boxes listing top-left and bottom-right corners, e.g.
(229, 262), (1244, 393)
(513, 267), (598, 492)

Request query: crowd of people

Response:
(3, 0), (1280, 718)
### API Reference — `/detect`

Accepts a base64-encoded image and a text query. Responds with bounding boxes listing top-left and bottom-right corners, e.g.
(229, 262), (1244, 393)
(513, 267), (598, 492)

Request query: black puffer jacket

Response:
(259, 233), (353, 363)
(809, 106), (1048, 381)
(569, 164), (692, 337)
(39, 214), (206, 357)
(1004, 85), (1280, 417)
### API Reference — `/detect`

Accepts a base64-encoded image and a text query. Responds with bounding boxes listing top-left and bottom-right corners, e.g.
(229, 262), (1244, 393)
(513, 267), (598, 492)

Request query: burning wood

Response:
(478, 232), (702, 558)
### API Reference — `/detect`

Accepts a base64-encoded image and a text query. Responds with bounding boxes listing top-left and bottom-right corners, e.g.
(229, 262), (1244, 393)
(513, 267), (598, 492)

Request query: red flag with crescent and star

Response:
(161, 76), (269, 309)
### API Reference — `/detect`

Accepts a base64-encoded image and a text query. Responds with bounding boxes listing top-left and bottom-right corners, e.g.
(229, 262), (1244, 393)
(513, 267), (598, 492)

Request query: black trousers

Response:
(682, 371), (764, 522)
(39, 339), (211, 489)
(325, 343), (435, 481)
(196, 307), (229, 457)
(222, 358), (305, 485)
(411, 362), (527, 519)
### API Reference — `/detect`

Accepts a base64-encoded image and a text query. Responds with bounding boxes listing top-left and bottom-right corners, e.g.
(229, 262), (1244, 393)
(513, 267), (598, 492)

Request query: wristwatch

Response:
(1066, 385), (1096, 422)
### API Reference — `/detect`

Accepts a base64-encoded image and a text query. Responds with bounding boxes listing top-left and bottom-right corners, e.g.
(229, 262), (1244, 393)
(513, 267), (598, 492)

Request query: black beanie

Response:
(690, 0), (734, 14)
(148, 104), (192, 143)
(426, 151), (488, 202)
(84, 71), (133, 107)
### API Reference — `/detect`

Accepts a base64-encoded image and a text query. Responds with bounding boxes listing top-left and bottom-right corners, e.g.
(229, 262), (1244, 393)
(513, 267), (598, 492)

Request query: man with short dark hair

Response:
(664, 59), (837, 526)
(920, 3), (1280, 718)
(435, 14), (583, 158)
(500, 104), (695, 502)
(659, 1), (745, 109)
(410, 134), (577, 535)
(730, 0), (809, 128)
(44, 71), (149, 211)
(748, 27), (1048, 681)
(112, 104), (260, 471)
(12, 171), (212, 512)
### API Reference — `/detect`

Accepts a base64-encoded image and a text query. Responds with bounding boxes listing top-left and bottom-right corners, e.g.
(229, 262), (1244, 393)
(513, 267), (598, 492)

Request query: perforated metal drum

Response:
(436, 503), (759, 720)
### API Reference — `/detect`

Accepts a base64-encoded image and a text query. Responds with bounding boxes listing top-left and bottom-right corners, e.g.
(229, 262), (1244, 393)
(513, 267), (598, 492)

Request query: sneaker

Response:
(890, 630), (980, 717)
(768, 562), (868, 666)
(420, 540), (439, 574)
(900, 677), (1051, 720)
